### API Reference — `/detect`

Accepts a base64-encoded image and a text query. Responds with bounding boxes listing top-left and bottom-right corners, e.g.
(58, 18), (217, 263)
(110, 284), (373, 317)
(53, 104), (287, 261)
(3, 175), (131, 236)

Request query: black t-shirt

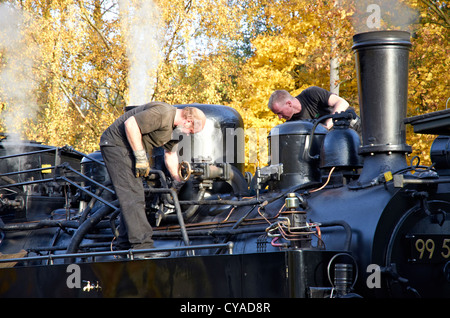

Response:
(100, 102), (178, 153)
(288, 86), (334, 122)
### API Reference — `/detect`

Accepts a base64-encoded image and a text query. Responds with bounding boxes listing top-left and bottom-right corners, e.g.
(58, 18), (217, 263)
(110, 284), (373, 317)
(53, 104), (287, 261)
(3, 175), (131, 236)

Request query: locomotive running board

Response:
(0, 249), (340, 298)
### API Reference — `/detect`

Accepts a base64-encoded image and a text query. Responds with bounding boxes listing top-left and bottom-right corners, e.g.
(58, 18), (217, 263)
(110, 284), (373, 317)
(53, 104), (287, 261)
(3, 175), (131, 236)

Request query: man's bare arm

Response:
(164, 149), (181, 181)
(124, 116), (144, 151)
(325, 94), (350, 129)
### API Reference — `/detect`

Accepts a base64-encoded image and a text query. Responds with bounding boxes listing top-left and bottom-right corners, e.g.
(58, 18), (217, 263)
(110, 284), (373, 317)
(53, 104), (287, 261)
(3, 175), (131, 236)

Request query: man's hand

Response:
(171, 180), (185, 193)
(133, 149), (150, 178)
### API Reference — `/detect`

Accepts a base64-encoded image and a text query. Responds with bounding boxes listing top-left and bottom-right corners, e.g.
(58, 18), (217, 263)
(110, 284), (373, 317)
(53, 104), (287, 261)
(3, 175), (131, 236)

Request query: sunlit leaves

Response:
(0, 0), (447, 172)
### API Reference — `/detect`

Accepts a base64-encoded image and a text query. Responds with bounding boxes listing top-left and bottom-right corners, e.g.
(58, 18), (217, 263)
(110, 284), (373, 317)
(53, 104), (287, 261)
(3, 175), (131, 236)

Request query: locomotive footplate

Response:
(0, 249), (347, 298)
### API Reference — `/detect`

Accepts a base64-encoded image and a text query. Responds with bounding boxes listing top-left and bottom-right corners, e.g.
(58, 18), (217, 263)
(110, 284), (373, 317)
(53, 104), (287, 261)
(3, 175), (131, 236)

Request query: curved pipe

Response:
(66, 200), (120, 254)
(184, 188), (206, 219)
(227, 165), (249, 195)
(163, 188), (207, 223)
(319, 220), (352, 251)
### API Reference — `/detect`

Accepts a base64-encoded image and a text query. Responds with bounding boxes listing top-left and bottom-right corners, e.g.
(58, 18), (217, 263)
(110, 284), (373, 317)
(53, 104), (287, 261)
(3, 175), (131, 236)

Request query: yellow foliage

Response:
(0, 0), (447, 174)
(233, 0), (356, 173)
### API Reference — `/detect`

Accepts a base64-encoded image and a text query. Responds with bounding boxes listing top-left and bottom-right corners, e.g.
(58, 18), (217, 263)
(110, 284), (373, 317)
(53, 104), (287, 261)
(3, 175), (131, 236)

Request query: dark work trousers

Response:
(100, 145), (154, 250)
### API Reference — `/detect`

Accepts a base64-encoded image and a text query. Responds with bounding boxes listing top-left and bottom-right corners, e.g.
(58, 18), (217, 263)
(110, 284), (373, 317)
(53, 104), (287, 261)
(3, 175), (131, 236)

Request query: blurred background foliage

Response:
(0, 0), (448, 173)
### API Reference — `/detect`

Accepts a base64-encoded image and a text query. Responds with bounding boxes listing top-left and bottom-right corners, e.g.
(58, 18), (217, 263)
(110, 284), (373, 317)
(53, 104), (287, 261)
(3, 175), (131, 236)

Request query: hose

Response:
(66, 200), (119, 255)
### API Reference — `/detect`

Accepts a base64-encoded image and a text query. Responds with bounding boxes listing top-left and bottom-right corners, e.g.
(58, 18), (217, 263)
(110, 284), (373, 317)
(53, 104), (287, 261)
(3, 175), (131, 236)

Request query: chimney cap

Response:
(352, 30), (411, 50)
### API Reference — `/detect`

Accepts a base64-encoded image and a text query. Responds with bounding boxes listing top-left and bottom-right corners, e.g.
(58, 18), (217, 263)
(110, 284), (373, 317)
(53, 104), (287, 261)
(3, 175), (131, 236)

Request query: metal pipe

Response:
(0, 219), (79, 231)
(0, 165), (57, 177)
(393, 175), (450, 187)
(60, 145), (105, 166)
(319, 220), (352, 251)
(155, 225), (266, 238)
(0, 148), (57, 160)
(147, 169), (169, 188)
(60, 164), (115, 195)
(144, 188), (190, 248)
(0, 242), (235, 265)
(59, 176), (117, 211)
(0, 177), (55, 189)
(0, 164), (114, 201)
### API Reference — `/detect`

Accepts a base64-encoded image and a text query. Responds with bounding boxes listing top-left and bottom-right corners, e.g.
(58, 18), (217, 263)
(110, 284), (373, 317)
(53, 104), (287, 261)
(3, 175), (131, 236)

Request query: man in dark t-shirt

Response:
(100, 102), (206, 257)
(268, 87), (357, 130)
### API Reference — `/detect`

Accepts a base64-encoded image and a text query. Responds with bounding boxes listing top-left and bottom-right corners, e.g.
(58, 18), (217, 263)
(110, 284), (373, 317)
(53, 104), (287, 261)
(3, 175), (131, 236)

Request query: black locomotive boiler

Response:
(0, 30), (449, 299)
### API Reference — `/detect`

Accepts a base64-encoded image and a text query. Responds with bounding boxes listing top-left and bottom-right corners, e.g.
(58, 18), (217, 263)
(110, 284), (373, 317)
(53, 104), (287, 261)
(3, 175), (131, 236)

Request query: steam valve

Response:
(178, 161), (233, 182)
(178, 161), (192, 181)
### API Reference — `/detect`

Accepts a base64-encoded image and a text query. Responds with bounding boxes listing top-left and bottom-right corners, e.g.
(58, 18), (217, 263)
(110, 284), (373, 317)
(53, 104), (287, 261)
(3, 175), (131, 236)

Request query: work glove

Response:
(171, 180), (185, 193)
(133, 149), (150, 178)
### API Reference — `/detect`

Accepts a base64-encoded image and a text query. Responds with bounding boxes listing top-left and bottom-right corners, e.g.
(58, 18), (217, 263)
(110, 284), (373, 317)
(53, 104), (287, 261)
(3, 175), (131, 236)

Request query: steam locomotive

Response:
(0, 30), (449, 299)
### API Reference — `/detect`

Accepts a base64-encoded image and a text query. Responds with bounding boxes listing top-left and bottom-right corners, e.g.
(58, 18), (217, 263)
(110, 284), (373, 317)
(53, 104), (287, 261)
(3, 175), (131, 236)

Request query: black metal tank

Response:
(173, 104), (245, 174)
(268, 120), (328, 189)
(319, 112), (363, 170)
(150, 104), (248, 196)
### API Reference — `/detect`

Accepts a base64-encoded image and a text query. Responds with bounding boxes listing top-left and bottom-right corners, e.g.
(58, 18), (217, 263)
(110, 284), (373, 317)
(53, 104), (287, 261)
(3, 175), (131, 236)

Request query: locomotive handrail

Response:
(0, 163), (115, 195)
(0, 242), (234, 265)
(0, 165), (58, 177)
(58, 176), (118, 211)
(0, 161), (192, 254)
(0, 147), (58, 160)
(0, 177), (55, 189)
(60, 163), (115, 195)
(0, 164), (116, 208)
(60, 145), (105, 166)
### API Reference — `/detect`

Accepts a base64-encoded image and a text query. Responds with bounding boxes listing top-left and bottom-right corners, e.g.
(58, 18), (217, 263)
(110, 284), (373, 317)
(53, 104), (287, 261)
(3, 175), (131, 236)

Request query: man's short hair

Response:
(268, 90), (293, 110)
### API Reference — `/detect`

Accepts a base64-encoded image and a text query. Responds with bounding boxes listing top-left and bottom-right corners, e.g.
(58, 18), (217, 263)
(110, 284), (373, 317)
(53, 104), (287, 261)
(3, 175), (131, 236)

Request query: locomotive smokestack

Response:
(352, 30), (412, 184)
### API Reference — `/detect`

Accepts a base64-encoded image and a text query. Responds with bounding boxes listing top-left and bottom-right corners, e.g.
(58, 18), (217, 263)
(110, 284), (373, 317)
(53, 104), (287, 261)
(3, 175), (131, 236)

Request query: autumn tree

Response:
(0, 0), (447, 172)
(0, 0), (244, 153)
(0, 0), (127, 152)
(406, 0), (449, 163)
(232, 0), (448, 171)
(232, 0), (356, 172)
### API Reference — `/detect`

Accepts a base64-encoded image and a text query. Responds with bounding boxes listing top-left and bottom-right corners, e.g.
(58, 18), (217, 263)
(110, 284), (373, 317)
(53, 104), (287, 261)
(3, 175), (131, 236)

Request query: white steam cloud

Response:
(0, 3), (38, 140)
(352, 0), (420, 33)
(119, 0), (163, 106)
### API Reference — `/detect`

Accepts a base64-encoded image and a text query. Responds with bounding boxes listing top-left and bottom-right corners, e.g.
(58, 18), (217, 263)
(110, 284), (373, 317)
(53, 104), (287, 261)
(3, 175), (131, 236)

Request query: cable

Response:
(310, 167), (336, 193)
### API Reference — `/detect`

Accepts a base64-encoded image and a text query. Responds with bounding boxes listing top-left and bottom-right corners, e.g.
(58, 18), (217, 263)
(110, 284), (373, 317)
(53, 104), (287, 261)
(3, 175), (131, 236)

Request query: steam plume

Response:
(351, 0), (420, 33)
(0, 3), (38, 140)
(119, 0), (163, 106)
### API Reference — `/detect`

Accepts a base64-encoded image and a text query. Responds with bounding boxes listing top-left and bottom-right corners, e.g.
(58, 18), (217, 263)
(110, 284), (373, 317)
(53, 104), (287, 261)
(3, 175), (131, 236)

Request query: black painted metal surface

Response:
(0, 250), (339, 298)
